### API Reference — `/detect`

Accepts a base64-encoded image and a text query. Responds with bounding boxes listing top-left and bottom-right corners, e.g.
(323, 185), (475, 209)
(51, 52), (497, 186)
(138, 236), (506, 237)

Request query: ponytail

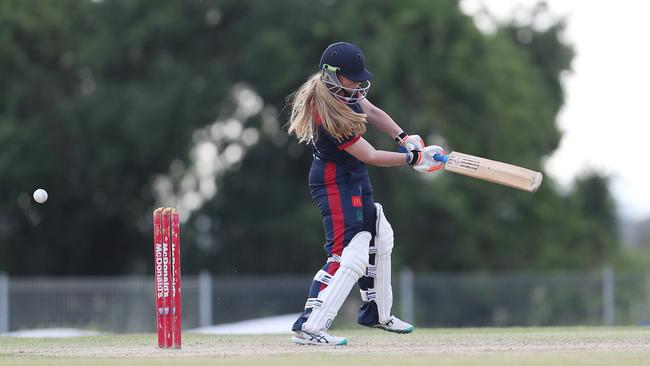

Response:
(287, 73), (366, 143)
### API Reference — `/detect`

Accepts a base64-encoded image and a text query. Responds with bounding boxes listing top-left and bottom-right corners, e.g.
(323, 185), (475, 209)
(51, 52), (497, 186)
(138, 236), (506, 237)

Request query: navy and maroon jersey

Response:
(307, 100), (374, 257)
(311, 102), (363, 164)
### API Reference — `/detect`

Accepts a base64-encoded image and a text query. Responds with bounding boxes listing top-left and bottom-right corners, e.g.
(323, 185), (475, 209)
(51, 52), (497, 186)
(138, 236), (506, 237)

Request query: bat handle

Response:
(433, 153), (448, 164)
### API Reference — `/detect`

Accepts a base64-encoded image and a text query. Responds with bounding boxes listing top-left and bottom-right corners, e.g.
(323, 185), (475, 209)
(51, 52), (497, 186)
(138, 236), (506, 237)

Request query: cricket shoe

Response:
(373, 316), (414, 334)
(291, 330), (348, 346)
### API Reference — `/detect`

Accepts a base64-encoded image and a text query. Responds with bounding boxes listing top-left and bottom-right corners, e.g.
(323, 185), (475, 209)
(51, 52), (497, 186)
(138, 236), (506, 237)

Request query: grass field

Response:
(2, 327), (650, 366)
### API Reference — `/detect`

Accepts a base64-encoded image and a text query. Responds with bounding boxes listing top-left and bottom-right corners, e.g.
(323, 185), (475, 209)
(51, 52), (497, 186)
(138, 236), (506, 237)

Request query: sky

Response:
(460, 0), (650, 221)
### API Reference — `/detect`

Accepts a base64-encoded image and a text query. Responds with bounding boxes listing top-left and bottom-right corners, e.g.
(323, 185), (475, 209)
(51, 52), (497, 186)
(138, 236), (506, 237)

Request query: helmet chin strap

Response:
(321, 64), (370, 105)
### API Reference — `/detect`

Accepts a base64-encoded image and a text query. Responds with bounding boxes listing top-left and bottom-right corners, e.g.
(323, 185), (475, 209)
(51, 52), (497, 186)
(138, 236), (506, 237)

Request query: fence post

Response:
(198, 271), (213, 327)
(0, 272), (8, 333)
(602, 264), (614, 326)
(399, 268), (415, 323)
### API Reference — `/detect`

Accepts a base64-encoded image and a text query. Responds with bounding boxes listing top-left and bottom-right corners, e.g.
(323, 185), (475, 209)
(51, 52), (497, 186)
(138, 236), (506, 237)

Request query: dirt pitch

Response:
(2, 327), (650, 366)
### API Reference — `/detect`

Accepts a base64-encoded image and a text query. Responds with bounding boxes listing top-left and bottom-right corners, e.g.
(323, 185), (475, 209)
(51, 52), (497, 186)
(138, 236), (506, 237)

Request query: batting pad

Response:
(303, 231), (370, 332)
(374, 203), (394, 324)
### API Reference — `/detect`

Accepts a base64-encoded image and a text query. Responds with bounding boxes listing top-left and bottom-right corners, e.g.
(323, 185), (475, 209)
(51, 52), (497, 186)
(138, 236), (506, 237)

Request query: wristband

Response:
(407, 150), (420, 165)
(394, 131), (408, 144)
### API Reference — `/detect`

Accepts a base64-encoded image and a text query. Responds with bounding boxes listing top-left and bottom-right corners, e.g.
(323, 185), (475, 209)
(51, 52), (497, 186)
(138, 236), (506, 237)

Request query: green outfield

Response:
(1, 327), (650, 366)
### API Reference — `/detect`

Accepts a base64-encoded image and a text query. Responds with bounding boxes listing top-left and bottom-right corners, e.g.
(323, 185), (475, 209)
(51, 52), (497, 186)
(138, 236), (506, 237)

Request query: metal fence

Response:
(1, 268), (649, 334)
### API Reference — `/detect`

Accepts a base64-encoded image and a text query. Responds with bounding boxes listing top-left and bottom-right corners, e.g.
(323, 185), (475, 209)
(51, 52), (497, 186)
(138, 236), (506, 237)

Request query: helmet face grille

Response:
(321, 66), (370, 105)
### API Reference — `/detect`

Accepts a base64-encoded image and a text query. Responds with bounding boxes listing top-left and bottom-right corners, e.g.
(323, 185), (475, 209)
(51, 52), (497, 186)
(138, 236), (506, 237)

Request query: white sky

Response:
(461, 0), (650, 220)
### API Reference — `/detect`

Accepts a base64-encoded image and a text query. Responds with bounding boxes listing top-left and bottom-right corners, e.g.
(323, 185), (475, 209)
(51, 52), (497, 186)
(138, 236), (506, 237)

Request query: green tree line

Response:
(0, 0), (618, 275)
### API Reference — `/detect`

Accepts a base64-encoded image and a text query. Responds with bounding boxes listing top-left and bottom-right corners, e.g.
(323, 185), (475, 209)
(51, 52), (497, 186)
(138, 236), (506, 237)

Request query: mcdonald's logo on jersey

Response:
(351, 196), (362, 208)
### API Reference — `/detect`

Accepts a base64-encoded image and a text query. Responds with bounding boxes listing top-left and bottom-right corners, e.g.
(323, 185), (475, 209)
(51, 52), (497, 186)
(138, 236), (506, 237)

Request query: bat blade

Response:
(434, 151), (543, 192)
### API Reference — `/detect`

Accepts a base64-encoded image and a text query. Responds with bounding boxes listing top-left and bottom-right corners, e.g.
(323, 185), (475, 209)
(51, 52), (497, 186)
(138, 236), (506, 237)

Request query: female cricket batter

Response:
(287, 41), (444, 346)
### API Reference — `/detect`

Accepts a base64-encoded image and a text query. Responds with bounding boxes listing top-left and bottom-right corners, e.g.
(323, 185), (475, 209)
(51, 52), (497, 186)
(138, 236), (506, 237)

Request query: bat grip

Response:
(433, 153), (448, 164)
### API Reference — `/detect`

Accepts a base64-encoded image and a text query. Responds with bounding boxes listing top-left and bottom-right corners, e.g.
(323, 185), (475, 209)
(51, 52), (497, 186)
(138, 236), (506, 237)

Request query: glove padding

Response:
(399, 134), (424, 153)
(414, 145), (445, 173)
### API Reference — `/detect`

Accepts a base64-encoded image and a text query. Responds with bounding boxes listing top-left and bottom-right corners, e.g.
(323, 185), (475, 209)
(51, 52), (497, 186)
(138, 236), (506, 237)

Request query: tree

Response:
(0, 0), (620, 275)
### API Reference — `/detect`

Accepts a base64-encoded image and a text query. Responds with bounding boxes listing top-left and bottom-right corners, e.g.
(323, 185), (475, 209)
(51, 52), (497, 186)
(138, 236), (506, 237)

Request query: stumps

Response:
(153, 207), (182, 349)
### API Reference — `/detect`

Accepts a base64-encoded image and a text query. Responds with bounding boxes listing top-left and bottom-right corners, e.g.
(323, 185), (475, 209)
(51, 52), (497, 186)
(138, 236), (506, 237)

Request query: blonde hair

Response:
(287, 73), (366, 143)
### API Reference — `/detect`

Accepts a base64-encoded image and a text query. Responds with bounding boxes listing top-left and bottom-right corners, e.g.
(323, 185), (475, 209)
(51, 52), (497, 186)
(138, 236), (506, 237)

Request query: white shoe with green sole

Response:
(373, 316), (414, 334)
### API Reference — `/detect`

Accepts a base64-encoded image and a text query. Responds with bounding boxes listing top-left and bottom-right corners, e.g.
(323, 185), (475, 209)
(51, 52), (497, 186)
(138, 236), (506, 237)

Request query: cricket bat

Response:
(433, 151), (543, 192)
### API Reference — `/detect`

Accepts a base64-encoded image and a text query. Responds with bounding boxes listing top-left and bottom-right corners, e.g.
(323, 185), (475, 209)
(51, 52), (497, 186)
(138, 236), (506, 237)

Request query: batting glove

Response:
(395, 132), (424, 153)
(413, 145), (445, 173)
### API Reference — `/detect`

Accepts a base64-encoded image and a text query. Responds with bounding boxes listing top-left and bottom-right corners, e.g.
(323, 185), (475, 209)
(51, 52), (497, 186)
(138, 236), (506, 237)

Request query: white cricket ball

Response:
(33, 189), (48, 204)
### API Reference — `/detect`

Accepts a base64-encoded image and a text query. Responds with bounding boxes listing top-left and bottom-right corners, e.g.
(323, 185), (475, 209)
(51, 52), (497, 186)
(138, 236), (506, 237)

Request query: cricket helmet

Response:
(318, 41), (372, 104)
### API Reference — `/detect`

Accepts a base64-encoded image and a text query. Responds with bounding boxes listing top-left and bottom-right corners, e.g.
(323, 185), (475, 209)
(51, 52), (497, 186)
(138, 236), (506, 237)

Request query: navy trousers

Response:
(292, 158), (382, 331)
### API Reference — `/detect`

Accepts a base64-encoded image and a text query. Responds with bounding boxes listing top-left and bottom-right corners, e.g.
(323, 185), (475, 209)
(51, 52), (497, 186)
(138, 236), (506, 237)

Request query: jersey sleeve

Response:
(335, 134), (361, 150)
